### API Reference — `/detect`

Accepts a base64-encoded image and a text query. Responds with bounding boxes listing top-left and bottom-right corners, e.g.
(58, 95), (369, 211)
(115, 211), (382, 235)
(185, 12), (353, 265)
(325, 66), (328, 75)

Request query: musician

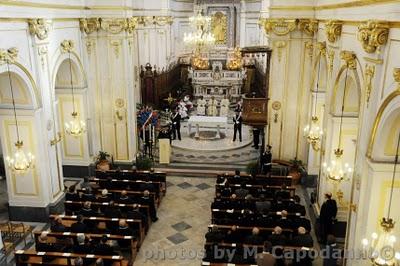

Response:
(233, 110), (242, 142)
(171, 108), (181, 141)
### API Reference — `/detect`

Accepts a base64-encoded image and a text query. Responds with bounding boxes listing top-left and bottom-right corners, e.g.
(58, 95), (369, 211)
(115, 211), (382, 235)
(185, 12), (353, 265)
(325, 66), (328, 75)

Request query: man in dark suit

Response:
(244, 227), (264, 245)
(71, 215), (88, 233)
(234, 183), (249, 199)
(97, 189), (110, 203)
(171, 108), (181, 141)
(276, 210), (294, 229)
(51, 216), (66, 232)
(319, 192), (337, 244)
(205, 225), (224, 243)
(292, 227), (313, 247)
(73, 233), (93, 254)
(233, 111), (242, 142)
(94, 236), (115, 255)
(256, 241), (276, 266)
(267, 226), (287, 246)
(117, 190), (132, 213)
(288, 195), (306, 216)
(255, 194), (271, 214)
(126, 204), (148, 230)
(323, 235), (340, 266)
(104, 201), (122, 218)
(224, 225), (242, 243)
(66, 185), (80, 201)
(252, 127), (260, 149)
(79, 201), (97, 217)
(140, 190), (158, 222)
(261, 145), (272, 174)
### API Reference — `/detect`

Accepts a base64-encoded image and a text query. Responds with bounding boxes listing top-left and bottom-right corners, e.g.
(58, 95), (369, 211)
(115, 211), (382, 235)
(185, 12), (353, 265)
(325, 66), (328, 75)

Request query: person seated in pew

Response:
(256, 209), (275, 228)
(139, 175), (156, 192)
(256, 241), (277, 266)
(216, 175), (226, 185)
(115, 219), (137, 247)
(36, 231), (64, 262)
(104, 201), (122, 218)
(51, 216), (66, 232)
(245, 227), (264, 245)
(224, 225), (243, 243)
(73, 233), (93, 254)
(81, 177), (93, 191)
(66, 185), (80, 201)
(272, 197), (286, 212)
(243, 194), (256, 210)
(233, 169), (241, 179)
(93, 236), (116, 266)
(97, 189), (110, 203)
(255, 194), (272, 214)
(267, 226), (287, 246)
(81, 187), (97, 202)
(71, 215), (88, 233)
(211, 193), (226, 209)
(117, 190), (133, 213)
(74, 257), (84, 266)
(293, 216), (312, 233)
(288, 195), (306, 216)
(276, 210), (294, 229)
(126, 204), (148, 229)
(205, 225), (225, 243)
(235, 183), (249, 199)
(79, 201), (97, 217)
(140, 190), (158, 222)
(291, 227), (313, 247)
(95, 258), (104, 266)
(275, 184), (291, 199)
(238, 209), (256, 226)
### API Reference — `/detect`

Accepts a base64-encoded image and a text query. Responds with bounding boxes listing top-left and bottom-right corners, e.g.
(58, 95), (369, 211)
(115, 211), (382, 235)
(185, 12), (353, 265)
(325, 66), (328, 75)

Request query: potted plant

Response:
(95, 151), (111, 171)
(135, 153), (153, 171)
(289, 157), (306, 185)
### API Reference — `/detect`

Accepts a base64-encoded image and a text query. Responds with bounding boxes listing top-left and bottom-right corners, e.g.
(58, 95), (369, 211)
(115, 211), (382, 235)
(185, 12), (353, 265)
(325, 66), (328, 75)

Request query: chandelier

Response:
(362, 132), (400, 266)
(64, 51), (86, 137)
(304, 53), (323, 151)
(4, 62), (34, 174)
(323, 67), (352, 182)
(184, 9), (215, 51)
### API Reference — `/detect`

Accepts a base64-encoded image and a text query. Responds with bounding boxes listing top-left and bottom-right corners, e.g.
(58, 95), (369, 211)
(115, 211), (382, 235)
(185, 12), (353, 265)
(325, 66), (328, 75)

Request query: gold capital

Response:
(340, 50), (357, 69)
(0, 47), (18, 65)
(28, 18), (52, 40)
(357, 20), (389, 53)
(79, 18), (100, 34)
(298, 19), (318, 37)
(325, 20), (342, 43)
(259, 18), (297, 36)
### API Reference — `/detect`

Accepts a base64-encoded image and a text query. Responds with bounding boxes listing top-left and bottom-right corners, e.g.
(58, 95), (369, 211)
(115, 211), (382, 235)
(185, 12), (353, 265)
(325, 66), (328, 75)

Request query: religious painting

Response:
(211, 11), (227, 45)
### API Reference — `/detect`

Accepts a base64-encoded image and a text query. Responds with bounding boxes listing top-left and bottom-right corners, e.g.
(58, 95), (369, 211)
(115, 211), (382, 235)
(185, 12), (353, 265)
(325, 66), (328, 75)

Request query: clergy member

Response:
(207, 96), (218, 116)
(233, 110), (242, 142)
(197, 95), (206, 116)
(220, 95), (230, 117)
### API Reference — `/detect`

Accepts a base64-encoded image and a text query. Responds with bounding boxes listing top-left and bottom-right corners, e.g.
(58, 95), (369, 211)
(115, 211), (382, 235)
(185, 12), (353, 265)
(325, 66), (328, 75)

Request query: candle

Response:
(143, 124), (145, 143)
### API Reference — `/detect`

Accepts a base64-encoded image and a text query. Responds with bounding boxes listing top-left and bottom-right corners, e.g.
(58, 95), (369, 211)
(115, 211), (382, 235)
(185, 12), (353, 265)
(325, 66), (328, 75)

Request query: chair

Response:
(10, 222), (33, 246)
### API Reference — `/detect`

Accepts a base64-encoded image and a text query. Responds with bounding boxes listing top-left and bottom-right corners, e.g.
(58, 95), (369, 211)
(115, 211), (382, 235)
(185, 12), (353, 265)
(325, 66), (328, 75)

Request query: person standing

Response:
(261, 145), (272, 174)
(233, 111), (242, 142)
(252, 127), (260, 149)
(197, 96), (207, 116)
(207, 96), (218, 116)
(319, 192), (338, 244)
(171, 108), (181, 141)
(323, 235), (340, 266)
(220, 95), (230, 116)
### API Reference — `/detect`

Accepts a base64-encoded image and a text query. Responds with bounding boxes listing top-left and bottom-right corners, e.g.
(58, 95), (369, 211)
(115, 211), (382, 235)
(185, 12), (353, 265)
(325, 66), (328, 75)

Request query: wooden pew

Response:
(219, 174), (293, 186)
(49, 215), (145, 247)
(33, 231), (137, 259)
(64, 200), (151, 221)
(215, 184), (296, 197)
(15, 249), (126, 266)
(207, 224), (293, 236)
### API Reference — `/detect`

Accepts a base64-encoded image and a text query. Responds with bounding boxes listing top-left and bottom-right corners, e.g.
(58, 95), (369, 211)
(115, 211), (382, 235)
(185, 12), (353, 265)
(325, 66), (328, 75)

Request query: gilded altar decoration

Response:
(316, 41), (327, 56)
(60, 40), (74, 53)
(79, 18), (100, 34)
(357, 20), (389, 53)
(100, 18), (128, 34)
(340, 50), (357, 69)
(28, 18), (51, 40)
(364, 64), (375, 106)
(211, 11), (227, 45)
(126, 17), (139, 33)
(298, 19), (318, 36)
(325, 20), (342, 43)
(192, 51), (209, 70)
(273, 41), (287, 62)
(259, 18), (297, 36)
(227, 47), (243, 70)
(0, 47), (18, 65)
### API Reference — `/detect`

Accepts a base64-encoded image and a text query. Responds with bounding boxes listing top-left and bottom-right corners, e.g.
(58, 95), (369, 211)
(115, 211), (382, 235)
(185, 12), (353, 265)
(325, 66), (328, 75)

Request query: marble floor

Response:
(134, 176), (215, 266)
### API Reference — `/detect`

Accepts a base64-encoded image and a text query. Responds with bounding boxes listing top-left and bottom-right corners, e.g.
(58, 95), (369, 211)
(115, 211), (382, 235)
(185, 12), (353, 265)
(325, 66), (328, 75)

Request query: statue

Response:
(207, 96), (218, 116)
(211, 12), (227, 45)
(220, 95), (230, 117)
(197, 95), (207, 116)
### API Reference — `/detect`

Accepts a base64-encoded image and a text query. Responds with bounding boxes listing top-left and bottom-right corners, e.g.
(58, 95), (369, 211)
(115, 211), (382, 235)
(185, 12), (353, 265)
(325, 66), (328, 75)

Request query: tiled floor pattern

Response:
(134, 176), (215, 266)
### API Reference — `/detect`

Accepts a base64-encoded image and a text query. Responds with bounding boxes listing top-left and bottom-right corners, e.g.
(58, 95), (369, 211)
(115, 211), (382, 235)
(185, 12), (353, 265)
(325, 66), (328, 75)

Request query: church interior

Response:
(0, 0), (399, 265)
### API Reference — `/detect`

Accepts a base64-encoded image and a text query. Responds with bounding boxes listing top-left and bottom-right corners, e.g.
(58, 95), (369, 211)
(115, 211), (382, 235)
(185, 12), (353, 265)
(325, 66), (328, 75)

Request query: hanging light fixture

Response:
(304, 55), (324, 151)
(64, 51), (86, 137)
(362, 132), (400, 266)
(4, 62), (34, 174)
(323, 68), (352, 182)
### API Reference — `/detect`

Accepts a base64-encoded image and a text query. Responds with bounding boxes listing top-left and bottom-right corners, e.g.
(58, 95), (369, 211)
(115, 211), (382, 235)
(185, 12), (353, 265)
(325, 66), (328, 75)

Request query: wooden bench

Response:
(219, 175), (293, 186)
(32, 231), (137, 259)
(215, 184), (296, 197)
(15, 249), (126, 266)
(49, 215), (145, 246)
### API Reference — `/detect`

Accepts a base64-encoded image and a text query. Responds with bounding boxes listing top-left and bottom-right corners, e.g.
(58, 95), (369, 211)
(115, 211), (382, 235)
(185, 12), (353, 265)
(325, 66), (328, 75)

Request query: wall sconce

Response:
(271, 101), (281, 123)
(50, 132), (62, 146)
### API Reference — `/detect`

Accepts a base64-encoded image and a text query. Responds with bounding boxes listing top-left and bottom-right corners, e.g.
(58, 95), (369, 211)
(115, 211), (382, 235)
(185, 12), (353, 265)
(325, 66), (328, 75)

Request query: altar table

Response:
(187, 116), (228, 139)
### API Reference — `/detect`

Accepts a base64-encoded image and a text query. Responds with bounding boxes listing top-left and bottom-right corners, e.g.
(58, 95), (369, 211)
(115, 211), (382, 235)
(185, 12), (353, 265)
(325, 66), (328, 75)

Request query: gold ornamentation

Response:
(153, 16), (173, 26)
(115, 98), (125, 108)
(328, 50), (335, 73)
(211, 11), (227, 45)
(271, 101), (281, 123)
(110, 40), (122, 58)
(316, 41), (327, 56)
(126, 17), (139, 33)
(393, 67), (400, 83)
(86, 40), (95, 55)
(100, 18), (128, 34)
(191, 51), (209, 70)
(336, 189), (357, 212)
(50, 132), (62, 146)
(28, 18), (51, 40)
(259, 18), (297, 36)
(325, 20), (342, 43)
(363, 57), (384, 65)
(298, 19), (318, 36)
(226, 47), (243, 70)
(340, 50), (357, 69)
(357, 20), (389, 53)
(305, 41), (314, 58)
(60, 40), (74, 53)
(273, 41), (287, 62)
(364, 64), (375, 106)
(0, 47), (18, 64)
(79, 18), (100, 34)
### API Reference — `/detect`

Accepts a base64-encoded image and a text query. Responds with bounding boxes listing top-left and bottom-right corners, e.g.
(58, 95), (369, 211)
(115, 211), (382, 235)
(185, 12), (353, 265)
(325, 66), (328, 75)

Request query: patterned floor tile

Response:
(166, 232), (189, 245)
(171, 221), (192, 232)
(196, 183), (211, 190)
(177, 182), (193, 189)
